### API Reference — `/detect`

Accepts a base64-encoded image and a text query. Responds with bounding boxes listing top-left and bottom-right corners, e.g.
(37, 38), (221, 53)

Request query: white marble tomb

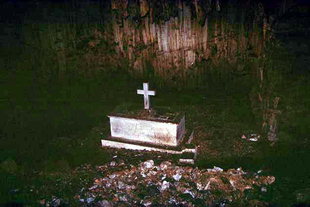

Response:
(101, 83), (194, 156)
(108, 114), (185, 147)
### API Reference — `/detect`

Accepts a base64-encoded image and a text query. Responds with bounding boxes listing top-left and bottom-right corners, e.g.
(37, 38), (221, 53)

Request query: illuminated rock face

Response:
(108, 115), (185, 147)
(111, 0), (267, 79)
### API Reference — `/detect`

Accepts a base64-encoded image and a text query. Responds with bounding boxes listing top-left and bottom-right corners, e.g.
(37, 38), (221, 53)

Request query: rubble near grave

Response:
(75, 159), (275, 206)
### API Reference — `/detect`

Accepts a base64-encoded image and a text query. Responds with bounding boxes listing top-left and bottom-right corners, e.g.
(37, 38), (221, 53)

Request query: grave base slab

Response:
(101, 138), (197, 156)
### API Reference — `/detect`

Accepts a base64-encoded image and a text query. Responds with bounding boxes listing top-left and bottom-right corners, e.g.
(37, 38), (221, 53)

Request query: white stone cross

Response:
(137, 83), (156, 110)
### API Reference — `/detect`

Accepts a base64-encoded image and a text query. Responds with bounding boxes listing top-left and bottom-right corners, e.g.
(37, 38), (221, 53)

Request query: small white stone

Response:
(207, 166), (223, 172)
(196, 183), (203, 191)
(110, 161), (116, 166)
(88, 185), (98, 190)
(109, 174), (116, 179)
(86, 197), (94, 204)
(160, 181), (170, 191)
(173, 173), (182, 181)
(143, 160), (154, 169)
(142, 200), (152, 207)
(184, 189), (195, 198)
(261, 187), (267, 192)
(119, 195), (128, 202)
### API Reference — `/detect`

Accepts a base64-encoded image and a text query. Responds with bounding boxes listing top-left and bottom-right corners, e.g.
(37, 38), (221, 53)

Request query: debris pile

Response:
(77, 160), (275, 206)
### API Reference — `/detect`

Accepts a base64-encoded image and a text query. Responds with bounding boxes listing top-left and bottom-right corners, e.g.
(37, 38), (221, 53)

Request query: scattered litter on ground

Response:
(70, 159), (276, 206)
(207, 166), (223, 172)
(179, 158), (195, 165)
(241, 134), (261, 142)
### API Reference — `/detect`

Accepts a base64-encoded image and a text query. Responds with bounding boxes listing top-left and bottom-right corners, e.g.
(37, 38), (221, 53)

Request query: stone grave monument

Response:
(101, 83), (197, 163)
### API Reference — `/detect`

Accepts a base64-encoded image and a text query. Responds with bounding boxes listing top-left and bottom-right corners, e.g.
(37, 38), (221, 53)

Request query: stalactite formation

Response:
(110, 0), (268, 79)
